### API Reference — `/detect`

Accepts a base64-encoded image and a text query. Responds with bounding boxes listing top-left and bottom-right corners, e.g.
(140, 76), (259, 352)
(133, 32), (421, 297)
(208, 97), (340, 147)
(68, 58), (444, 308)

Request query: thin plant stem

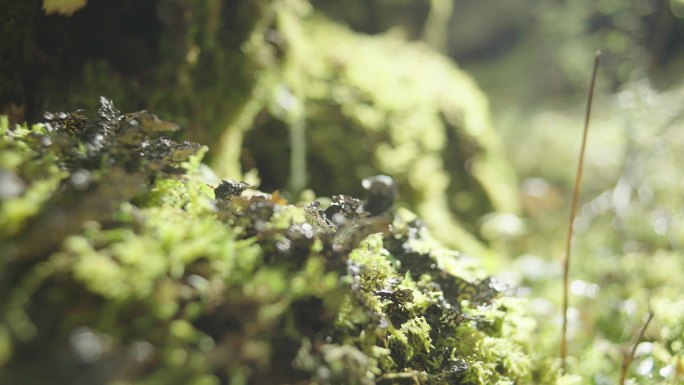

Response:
(560, 50), (601, 373)
(376, 371), (422, 384)
(620, 311), (655, 385)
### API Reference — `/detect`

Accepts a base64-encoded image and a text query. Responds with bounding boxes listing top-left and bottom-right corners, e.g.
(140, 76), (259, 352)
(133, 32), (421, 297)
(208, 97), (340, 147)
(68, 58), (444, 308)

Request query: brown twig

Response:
(560, 50), (601, 373)
(620, 311), (655, 385)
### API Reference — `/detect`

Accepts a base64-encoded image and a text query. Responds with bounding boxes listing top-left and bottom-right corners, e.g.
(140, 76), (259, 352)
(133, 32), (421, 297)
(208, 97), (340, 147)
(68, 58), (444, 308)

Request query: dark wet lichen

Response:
(1, 98), (201, 265)
(214, 179), (252, 199)
(41, 96), (198, 173)
(0, 101), (544, 384)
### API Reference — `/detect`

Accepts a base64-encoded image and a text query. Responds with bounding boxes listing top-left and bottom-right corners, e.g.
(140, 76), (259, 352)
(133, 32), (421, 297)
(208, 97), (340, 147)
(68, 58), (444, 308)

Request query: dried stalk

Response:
(620, 311), (655, 385)
(560, 50), (601, 373)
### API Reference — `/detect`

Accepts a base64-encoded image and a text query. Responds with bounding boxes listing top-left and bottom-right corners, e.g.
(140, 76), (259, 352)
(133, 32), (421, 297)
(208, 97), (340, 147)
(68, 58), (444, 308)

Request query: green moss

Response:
(0, 101), (547, 384)
(3, 0), (521, 260)
(216, 4), (519, 256)
(0, 117), (66, 239)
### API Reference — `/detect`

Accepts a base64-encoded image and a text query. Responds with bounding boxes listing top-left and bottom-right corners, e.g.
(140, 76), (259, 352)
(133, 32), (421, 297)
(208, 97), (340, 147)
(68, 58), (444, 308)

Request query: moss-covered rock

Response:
(0, 101), (547, 384)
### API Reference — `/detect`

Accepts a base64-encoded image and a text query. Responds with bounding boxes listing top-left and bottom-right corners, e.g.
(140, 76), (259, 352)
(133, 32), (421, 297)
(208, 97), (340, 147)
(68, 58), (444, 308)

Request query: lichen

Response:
(0, 101), (547, 384)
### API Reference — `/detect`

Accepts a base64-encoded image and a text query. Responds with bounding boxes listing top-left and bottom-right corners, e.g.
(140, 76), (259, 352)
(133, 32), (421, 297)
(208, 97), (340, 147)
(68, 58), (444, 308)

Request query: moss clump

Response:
(215, 4), (520, 257)
(0, 100), (548, 384)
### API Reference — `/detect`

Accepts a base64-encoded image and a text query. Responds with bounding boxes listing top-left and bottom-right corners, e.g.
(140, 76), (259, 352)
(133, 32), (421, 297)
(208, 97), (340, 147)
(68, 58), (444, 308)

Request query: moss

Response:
(0, 101), (546, 384)
(2, 0), (274, 151)
(223, 5), (519, 256)
(2, 0), (521, 258)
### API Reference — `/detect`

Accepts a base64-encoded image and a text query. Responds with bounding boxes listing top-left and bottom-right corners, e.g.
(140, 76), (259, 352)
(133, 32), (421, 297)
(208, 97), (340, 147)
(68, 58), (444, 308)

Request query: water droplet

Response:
(69, 327), (102, 363)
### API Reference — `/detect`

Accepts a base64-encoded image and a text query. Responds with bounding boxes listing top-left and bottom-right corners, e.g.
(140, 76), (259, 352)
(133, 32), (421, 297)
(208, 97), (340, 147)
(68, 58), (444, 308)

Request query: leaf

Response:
(42, 0), (88, 16)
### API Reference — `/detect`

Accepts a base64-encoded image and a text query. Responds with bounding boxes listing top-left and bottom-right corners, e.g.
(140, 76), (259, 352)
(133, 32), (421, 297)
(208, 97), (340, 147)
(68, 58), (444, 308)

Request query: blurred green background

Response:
(2, 0), (684, 383)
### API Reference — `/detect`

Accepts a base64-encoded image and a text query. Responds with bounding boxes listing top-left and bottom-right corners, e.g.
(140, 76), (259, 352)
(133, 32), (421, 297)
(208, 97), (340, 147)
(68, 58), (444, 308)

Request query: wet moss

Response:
(0, 101), (546, 384)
